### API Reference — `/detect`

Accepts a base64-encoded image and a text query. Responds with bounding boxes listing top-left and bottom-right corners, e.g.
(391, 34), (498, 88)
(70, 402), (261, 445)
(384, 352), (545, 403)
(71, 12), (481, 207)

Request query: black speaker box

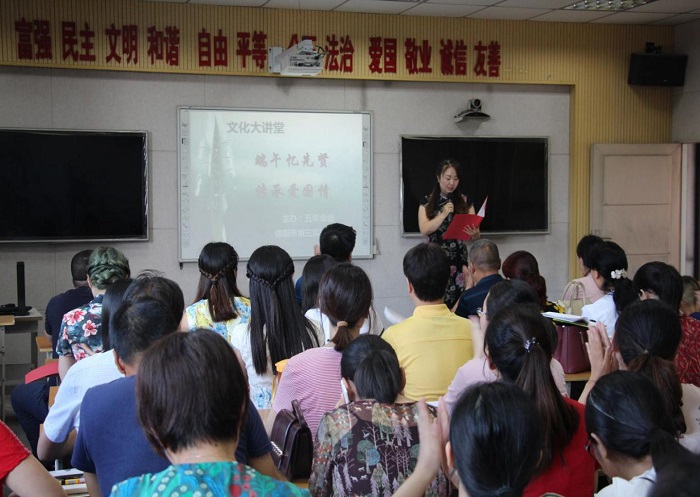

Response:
(628, 53), (687, 87)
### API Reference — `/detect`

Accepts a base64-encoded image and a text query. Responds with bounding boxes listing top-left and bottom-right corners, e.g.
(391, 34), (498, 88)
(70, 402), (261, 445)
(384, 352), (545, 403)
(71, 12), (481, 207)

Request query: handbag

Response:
(553, 324), (591, 374)
(269, 399), (313, 480)
(558, 280), (589, 316)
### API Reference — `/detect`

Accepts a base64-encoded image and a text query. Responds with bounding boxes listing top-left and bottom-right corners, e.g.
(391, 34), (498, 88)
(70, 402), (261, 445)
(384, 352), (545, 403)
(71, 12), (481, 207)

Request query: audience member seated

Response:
(0, 420), (66, 497)
(297, 223), (383, 335)
(585, 371), (689, 496)
(111, 330), (305, 496)
(681, 275), (700, 320)
(392, 382), (543, 497)
(309, 335), (452, 497)
(301, 254), (339, 343)
(383, 242), (473, 401)
(56, 246), (130, 379)
(271, 263), (372, 440)
(11, 249), (93, 457)
(582, 300), (700, 453)
(454, 239), (503, 318)
(634, 262), (700, 388)
(179, 242), (251, 338)
(581, 241), (636, 336)
(502, 250), (563, 312)
(443, 280), (567, 414)
(229, 245), (322, 409)
(37, 278), (132, 462)
(485, 305), (594, 497)
(562, 234), (605, 304)
(649, 439), (700, 497)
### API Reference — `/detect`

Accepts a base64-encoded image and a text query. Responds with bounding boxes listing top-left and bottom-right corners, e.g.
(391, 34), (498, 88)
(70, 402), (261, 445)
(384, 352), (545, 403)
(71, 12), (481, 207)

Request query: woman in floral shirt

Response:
(55, 246), (130, 379)
(310, 336), (451, 497)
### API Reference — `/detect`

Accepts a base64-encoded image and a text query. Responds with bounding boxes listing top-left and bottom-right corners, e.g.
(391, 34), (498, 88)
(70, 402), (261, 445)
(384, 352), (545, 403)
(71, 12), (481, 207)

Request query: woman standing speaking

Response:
(418, 159), (479, 308)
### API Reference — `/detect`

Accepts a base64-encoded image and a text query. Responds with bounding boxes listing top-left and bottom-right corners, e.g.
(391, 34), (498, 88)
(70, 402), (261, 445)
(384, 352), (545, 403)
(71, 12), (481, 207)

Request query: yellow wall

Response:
(0, 0), (674, 275)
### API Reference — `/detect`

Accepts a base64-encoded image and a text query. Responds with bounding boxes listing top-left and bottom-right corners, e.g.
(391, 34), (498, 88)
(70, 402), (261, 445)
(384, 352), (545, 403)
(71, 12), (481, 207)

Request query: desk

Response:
(565, 370), (591, 400)
(0, 309), (42, 420)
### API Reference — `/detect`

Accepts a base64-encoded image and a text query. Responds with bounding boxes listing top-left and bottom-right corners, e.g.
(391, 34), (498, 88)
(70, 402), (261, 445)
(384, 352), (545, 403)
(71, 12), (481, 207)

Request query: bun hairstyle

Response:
(301, 254), (338, 314)
(319, 263), (373, 352)
(585, 371), (679, 466)
(450, 382), (542, 497)
(502, 251), (550, 311)
(247, 245), (319, 375)
(194, 242), (244, 322)
(485, 305), (578, 473)
(588, 241), (637, 313)
(353, 349), (403, 404)
(614, 299), (686, 434)
(424, 159), (469, 219)
(633, 261), (683, 311)
(87, 246), (130, 290)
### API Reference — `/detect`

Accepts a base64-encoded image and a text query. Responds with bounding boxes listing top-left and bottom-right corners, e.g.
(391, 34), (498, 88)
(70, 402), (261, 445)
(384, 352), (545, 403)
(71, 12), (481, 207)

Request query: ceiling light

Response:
(565, 0), (658, 11)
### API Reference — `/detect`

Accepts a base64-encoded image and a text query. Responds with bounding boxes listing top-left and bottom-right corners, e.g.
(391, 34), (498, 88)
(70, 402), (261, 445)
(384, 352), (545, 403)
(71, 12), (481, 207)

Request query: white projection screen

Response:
(178, 107), (373, 262)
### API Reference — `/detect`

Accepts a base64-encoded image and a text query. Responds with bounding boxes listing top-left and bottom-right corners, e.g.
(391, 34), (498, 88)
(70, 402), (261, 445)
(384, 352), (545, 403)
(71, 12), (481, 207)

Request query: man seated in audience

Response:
(454, 239), (504, 318)
(72, 276), (283, 496)
(382, 242), (473, 401)
(11, 249), (93, 457)
(297, 222), (383, 334)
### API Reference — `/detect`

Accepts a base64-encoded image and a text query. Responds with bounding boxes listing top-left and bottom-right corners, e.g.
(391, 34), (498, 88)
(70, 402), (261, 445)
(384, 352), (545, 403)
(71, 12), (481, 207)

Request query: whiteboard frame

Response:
(178, 106), (373, 262)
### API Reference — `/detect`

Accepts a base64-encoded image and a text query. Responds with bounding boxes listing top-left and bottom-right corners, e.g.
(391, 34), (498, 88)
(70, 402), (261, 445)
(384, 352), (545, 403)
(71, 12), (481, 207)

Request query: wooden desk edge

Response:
(565, 371), (591, 382)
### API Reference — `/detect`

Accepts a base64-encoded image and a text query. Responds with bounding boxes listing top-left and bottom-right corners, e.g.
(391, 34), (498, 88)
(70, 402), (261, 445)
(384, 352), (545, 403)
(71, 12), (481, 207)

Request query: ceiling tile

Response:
(264, 0), (347, 9)
(529, 10), (614, 22)
(629, 0), (700, 13)
(651, 13), (700, 24)
(402, 3), (484, 16)
(468, 6), (551, 20)
(591, 11), (676, 23)
(141, 0), (188, 3)
(497, 0), (574, 8)
(423, 0), (501, 5)
(188, 0), (268, 5)
(334, 0), (417, 14)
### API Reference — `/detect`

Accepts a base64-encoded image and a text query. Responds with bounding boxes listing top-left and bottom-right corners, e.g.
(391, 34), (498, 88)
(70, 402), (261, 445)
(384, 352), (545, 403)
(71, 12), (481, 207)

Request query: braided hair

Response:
(193, 242), (244, 323)
(247, 245), (319, 375)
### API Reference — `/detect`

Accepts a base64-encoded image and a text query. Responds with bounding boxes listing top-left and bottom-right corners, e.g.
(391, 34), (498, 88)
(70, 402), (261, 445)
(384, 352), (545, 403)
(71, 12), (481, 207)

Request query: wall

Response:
(0, 66), (570, 320)
(672, 19), (700, 143)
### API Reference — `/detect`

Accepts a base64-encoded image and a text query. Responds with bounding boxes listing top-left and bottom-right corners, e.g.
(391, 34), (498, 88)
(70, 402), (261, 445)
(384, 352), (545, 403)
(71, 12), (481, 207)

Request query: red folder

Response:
(443, 214), (484, 240)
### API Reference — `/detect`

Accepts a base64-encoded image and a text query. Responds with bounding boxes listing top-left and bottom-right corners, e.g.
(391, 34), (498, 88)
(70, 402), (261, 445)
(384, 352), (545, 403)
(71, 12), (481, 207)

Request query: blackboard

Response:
(401, 136), (549, 236)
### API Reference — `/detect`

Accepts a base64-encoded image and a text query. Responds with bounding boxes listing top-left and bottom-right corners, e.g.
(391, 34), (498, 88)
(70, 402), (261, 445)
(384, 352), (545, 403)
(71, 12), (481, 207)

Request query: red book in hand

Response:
(443, 214), (484, 240)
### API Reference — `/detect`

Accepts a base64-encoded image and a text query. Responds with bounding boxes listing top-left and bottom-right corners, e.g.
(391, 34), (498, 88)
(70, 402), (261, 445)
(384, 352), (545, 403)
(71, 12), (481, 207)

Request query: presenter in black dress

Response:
(418, 159), (480, 308)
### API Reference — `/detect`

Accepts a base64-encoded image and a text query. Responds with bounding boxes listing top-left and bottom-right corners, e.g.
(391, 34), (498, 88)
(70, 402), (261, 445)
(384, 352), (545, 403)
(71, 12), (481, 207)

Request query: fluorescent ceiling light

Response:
(565, 0), (658, 11)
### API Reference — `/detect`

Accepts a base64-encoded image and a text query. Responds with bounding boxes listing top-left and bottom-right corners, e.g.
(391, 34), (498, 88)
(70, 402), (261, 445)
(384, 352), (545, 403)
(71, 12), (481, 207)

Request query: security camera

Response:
(454, 98), (490, 123)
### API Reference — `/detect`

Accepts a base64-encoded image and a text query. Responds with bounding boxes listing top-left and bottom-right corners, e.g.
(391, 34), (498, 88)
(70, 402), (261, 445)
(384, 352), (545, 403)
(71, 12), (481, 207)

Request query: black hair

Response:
(301, 254), (338, 314)
(424, 159), (469, 219)
(588, 241), (637, 313)
(319, 224), (356, 262)
(340, 335), (396, 381)
(123, 272), (185, 325)
(502, 251), (550, 311)
(649, 447), (700, 497)
(468, 239), (501, 272)
(486, 305), (579, 473)
(585, 371), (679, 467)
(109, 298), (179, 365)
(614, 299), (686, 434)
(193, 242), (244, 322)
(353, 349), (403, 404)
(319, 263), (373, 352)
(137, 329), (248, 457)
(70, 249), (93, 284)
(247, 245), (319, 375)
(633, 261), (683, 311)
(100, 278), (133, 350)
(484, 280), (539, 321)
(402, 242), (450, 302)
(450, 382), (543, 497)
(576, 234), (603, 271)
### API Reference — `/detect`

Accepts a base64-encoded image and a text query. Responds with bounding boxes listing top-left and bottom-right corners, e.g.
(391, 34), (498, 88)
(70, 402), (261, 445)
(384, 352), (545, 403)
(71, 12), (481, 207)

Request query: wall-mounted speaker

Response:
(628, 53), (687, 87)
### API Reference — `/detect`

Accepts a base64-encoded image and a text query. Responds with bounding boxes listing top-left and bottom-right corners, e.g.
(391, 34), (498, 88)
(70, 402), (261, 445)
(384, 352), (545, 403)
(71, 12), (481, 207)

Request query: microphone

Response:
(446, 193), (454, 224)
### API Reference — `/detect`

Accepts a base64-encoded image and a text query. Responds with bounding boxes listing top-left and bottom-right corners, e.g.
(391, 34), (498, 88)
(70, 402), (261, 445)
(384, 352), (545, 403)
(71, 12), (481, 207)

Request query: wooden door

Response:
(590, 144), (682, 276)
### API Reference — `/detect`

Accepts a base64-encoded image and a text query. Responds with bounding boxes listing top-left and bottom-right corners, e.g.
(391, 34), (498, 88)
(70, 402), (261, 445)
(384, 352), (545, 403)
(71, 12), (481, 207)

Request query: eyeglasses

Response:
(476, 307), (486, 318)
(585, 435), (596, 459)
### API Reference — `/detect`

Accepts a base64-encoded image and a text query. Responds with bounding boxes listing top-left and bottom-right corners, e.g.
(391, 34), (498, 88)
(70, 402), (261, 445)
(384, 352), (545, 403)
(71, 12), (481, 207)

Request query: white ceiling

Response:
(147, 0), (700, 25)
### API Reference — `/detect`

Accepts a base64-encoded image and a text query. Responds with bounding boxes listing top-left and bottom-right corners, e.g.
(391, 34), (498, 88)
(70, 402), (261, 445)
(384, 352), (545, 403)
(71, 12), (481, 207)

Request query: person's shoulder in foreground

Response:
(110, 461), (309, 496)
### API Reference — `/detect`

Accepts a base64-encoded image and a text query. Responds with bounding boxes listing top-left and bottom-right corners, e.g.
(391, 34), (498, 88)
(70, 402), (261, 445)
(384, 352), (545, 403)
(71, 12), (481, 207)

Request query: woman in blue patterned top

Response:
(110, 329), (307, 497)
(180, 242), (251, 338)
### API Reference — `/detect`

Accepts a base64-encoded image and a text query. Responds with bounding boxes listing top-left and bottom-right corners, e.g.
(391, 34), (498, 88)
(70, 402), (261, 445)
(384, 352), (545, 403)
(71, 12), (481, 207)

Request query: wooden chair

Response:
(35, 335), (54, 363)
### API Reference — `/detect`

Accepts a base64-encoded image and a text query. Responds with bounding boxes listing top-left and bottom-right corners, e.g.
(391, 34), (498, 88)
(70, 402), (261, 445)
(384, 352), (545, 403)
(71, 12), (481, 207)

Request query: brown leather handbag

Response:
(270, 399), (313, 480)
(553, 324), (591, 374)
